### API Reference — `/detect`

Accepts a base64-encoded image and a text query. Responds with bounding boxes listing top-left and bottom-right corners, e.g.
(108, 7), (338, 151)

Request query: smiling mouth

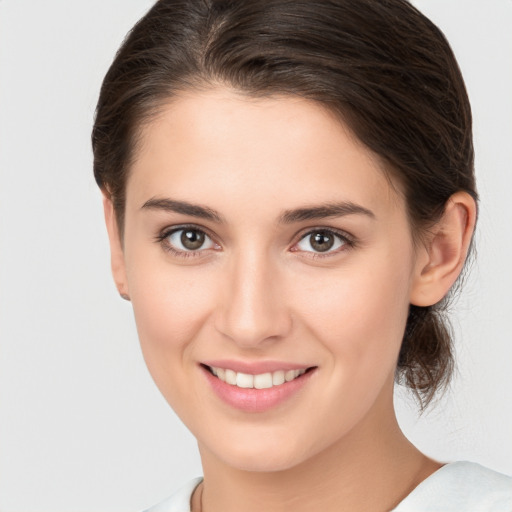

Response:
(204, 365), (314, 389)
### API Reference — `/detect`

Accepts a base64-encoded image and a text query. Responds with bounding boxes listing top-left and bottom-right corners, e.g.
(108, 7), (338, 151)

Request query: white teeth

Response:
(225, 369), (237, 385)
(272, 370), (285, 386)
(285, 370), (297, 382)
(210, 366), (307, 389)
(254, 373), (273, 389)
(236, 372), (254, 388)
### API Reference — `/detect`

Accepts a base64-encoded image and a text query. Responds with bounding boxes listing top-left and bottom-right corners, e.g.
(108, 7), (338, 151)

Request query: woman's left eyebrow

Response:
(278, 202), (375, 223)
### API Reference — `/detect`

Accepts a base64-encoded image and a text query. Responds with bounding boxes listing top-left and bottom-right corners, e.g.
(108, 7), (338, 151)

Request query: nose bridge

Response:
(215, 245), (290, 347)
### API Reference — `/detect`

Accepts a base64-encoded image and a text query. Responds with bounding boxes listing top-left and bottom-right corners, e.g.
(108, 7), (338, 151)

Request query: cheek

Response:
(281, 256), (414, 449)
(294, 254), (412, 375)
(126, 253), (216, 381)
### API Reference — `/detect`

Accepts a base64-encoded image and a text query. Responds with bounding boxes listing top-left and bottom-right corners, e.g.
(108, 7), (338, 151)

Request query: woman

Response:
(92, 0), (512, 510)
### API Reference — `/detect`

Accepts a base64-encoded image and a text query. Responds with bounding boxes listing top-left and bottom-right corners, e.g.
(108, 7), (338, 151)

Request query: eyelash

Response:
(155, 225), (355, 259)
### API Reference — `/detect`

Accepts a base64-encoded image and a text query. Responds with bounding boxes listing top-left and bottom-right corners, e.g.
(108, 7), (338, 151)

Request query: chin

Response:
(223, 451), (304, 473)
(204, 431), (314, 473)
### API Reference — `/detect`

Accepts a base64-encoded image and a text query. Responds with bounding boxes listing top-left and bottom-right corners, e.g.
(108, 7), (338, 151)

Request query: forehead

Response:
(128, 87), (403, 218)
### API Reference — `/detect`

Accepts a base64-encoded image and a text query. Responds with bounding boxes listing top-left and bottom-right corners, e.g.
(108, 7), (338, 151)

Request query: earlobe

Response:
(410, 191), (477, 307)
(102, 195), (130, 300)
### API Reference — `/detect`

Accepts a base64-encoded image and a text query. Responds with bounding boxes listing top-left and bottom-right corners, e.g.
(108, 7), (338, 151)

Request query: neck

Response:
(196, 395), (441, 512)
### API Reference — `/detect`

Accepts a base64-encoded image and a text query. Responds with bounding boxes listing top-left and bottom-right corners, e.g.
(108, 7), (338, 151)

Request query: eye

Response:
(294, 229), (351, 254)
(160, 226), (218, 255)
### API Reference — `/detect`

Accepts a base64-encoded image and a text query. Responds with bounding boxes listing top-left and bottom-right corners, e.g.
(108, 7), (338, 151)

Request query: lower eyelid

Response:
(162, 244), (206, 258)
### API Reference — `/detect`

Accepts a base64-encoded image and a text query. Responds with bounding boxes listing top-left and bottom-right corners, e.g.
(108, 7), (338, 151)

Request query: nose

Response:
(214, 250), (292, 348)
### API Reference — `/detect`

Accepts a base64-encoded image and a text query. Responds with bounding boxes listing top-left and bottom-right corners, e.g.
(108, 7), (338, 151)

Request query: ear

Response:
(410, 191), (477, 307)
(103, 195), (130, 300)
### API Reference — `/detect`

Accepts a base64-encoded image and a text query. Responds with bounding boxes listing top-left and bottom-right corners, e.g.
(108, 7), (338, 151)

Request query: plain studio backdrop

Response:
(0, 1), (511, 511)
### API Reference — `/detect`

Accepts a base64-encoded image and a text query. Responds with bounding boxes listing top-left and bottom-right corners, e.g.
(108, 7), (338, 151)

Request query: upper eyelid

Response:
(157, 223), (217, 242)
(294, 226), (355, 244)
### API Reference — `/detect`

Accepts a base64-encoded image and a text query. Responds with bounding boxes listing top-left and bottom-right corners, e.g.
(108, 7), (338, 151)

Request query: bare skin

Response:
(104, 88), (476, 512)
(195, 384), (441, 512)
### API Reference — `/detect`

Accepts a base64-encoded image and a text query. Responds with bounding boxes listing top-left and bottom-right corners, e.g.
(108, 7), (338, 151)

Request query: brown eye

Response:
(310, 232), (335, 252)
(165, 228), (216, 252)
(295, 230), (347, 254)
(181, 229), (205, 250)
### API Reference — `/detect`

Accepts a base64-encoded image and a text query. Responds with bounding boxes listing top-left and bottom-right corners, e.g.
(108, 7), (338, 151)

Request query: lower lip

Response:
(201, 366), (315, 413)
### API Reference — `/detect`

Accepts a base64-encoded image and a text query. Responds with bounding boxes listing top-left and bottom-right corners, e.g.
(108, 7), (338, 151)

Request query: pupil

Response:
(311, 232), (334, 252)
(181, 230), (205, 250)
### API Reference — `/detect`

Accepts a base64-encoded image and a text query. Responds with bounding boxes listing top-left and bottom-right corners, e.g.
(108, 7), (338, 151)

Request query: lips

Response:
(200, 361), (316, 413)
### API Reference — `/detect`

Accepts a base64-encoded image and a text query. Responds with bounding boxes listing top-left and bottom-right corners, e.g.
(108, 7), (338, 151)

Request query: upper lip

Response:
(201, 359), (314, 375)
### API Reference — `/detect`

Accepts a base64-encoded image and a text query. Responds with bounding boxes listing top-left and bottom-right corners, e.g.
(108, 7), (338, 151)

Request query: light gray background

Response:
(0, 1), (511, 511)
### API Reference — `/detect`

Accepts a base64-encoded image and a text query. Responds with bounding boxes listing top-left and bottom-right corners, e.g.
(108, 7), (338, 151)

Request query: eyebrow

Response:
(141, 197), (225, 223)
(141, 197), (375, 224)
(278, 202), (375, 223)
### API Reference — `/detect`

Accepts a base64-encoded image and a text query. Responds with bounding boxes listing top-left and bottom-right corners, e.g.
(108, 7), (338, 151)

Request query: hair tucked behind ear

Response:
(92, 0), (477, 409)
(398, 304), (455, 408)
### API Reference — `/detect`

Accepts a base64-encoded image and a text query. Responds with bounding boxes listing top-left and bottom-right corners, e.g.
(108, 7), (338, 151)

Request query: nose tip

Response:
(214, 260), (292, 348)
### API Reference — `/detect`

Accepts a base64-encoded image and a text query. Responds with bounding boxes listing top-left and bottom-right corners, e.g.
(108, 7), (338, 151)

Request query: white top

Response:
(143, 462), (512, 512)
(391, 462), (511, 511)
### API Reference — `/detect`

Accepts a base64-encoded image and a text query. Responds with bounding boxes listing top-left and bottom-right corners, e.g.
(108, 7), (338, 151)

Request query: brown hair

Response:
(92, 0), (477, 408)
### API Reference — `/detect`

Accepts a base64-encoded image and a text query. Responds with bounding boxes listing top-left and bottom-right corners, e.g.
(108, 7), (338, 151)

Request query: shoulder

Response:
(142, 477), (203, 512)
(393, 461), (512, 512)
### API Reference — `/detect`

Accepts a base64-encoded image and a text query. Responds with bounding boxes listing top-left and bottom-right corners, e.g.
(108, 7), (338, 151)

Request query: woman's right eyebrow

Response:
(141, 197), (226, 223)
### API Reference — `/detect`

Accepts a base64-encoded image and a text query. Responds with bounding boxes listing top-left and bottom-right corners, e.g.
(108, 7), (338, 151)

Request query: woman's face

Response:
(114, 88), (424, 472)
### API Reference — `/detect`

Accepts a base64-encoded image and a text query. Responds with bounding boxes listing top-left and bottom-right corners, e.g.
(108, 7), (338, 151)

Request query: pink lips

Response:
(200, 360), (315, 413)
